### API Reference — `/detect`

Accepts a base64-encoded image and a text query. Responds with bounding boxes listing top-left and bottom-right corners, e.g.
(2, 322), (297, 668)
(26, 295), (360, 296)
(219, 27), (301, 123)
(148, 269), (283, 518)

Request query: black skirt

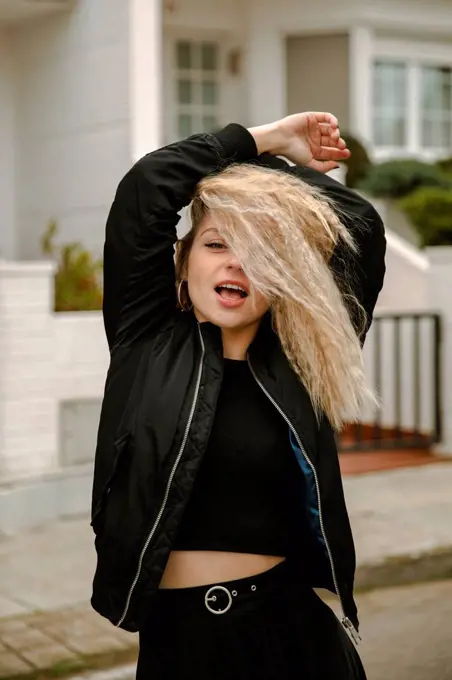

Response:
(137, 559), (366, 680)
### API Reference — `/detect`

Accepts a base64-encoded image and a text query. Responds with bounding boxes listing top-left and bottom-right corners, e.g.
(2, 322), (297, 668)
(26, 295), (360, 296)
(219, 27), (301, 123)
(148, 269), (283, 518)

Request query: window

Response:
(371, 56), (452, 154)
(372, 60), (408, 148)
(421, 65), (452, 148)
(174, 40), (221, 139)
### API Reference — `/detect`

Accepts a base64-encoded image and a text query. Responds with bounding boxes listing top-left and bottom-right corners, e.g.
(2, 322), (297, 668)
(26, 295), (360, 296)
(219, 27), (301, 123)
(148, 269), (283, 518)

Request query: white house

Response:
(1, 0), (452, 261)
(1, 0), (452, 533)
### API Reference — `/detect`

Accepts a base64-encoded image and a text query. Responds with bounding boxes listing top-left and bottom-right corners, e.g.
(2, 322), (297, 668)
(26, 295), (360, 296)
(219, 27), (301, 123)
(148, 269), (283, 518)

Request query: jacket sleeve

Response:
(256, 154), (386, 344)
(103, 124), (258, 350)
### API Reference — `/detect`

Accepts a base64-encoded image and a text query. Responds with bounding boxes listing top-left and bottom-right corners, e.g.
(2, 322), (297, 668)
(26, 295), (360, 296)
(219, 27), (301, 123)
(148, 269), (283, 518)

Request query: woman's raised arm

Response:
(103, 113), (351, 349)
(103, 124), (258, 350)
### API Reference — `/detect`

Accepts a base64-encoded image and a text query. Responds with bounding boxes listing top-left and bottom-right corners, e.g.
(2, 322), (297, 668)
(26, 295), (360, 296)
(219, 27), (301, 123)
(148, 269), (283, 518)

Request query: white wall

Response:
(10, 0), (131, 260)
(0, 250), (450, 487)
(162, 0), (361, 131)
(0, 262), (108, 483)
(0, 262), (58, 480)
(363, 0), (452, 35)
(0, 27), (15, 259)
(427, 248), (452, 456)
(377, 230), (429, 312)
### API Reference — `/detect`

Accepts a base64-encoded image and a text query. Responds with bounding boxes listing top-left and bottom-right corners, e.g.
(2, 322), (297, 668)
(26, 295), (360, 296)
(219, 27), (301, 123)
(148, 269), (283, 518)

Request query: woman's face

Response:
(185, 215), (270, 329)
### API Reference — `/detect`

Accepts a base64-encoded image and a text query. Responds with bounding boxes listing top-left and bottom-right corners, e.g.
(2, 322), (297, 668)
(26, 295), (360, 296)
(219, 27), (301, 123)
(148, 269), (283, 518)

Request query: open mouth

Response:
(214, 284), (248, 301)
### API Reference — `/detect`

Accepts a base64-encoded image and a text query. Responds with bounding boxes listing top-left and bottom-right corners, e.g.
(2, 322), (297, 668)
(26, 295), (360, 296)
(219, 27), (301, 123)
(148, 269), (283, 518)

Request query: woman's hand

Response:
(249, 112), (350, 173)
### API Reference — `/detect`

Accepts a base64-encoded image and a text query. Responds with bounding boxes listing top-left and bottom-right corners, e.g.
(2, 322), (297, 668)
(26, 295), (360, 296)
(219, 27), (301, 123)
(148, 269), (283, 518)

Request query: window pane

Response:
(177, 42), (191, 69)
(177, 79), (192, 104)
(372, 61), (407, 147)
(202, 115), (218, 132)
(421, 66), (452, 147)
(178, 114), (193, 138)
(201, 43), (218, 70)
(202, 81), (217, 105)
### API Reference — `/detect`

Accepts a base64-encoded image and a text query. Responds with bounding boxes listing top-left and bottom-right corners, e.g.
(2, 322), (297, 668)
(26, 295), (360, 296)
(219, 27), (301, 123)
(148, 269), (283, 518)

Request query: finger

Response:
(307, 159), (340, 174)
(306, 112), (339, 128)
(319, 124), (340, 141)
(317, 146), (351, 161)
(320, 134), (347, 149)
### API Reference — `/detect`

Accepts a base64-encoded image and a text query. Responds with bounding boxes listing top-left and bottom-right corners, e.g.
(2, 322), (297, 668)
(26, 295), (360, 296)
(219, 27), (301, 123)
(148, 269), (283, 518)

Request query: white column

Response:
(426, 247), (452, 457)
(0, 30), (16, 260)
(407, 60), (420, 154)
(246, 9), (286, 126)
(349, 26), (374, 143)
(129, 0), (163, 161)
(0, 262), (58, 481)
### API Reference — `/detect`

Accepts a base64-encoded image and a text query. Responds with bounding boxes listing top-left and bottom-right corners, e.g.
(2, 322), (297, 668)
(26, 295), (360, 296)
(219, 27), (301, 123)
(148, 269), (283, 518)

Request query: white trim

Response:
(349, 26), (374, 142)
(406, 61), (419, 154)
(385, 229), (430, 272)
(0, 261), (56, 276)
(129, 0), (163, 161)
(374, 38), (452, 65)
(246, 25), (286, 126)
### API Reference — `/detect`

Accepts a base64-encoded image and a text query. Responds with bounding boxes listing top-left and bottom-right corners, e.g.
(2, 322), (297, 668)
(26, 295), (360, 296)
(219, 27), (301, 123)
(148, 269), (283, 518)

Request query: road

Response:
(356, 579), (452, 680)
(67, 579), (452, 680)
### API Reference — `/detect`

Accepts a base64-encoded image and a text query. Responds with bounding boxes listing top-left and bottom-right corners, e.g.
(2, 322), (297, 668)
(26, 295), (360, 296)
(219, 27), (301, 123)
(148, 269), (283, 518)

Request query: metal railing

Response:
(339, 312), (442, 452)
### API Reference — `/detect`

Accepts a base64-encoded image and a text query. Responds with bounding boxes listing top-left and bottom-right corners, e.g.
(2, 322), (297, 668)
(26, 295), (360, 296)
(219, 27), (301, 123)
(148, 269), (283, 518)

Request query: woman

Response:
(91, 112), (386, 679)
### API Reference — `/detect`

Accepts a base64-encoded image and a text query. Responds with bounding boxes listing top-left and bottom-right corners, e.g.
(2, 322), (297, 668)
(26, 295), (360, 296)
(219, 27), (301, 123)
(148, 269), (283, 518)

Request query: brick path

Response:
(0, 605), (137, 679)
(340, 448), (449, 475)
(1, 457), (451, 679)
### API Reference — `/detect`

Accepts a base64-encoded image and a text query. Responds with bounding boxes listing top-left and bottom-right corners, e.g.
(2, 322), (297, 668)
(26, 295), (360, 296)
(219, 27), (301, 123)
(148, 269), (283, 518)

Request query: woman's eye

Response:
(206, 241), (226, 250)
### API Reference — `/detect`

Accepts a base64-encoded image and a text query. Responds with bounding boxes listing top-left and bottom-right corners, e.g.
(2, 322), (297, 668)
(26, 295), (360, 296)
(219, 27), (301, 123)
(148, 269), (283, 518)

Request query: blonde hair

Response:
(176, 164), (375, 430)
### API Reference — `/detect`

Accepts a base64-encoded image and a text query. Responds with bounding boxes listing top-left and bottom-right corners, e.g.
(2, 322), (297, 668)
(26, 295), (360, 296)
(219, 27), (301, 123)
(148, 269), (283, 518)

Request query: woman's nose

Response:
(226, 255), (242, 271)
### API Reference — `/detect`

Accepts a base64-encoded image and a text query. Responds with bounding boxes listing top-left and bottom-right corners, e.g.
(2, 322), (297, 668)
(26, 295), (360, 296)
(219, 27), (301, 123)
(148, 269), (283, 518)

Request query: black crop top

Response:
(173, 359), (309, 557)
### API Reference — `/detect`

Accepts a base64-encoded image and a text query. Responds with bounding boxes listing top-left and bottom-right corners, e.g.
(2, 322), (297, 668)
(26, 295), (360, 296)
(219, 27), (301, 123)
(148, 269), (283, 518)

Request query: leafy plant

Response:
(341, 133), (373, 188)
(399, 187), (452, 246)
(436, 156), (452, 179)
(358, 159), (452, 199)
(41, 220), (103, 311)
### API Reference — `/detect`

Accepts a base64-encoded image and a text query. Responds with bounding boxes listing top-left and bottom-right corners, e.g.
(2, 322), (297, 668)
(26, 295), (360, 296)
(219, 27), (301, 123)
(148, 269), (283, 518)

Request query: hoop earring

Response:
(177, 280), (193, 312)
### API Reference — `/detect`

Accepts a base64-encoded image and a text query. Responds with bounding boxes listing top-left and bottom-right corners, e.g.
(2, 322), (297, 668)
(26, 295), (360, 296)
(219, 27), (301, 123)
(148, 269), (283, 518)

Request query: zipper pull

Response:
(341, 617), (362, 646)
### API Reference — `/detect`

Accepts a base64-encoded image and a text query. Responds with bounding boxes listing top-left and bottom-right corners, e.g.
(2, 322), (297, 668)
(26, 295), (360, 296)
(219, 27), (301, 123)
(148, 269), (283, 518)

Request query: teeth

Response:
(220, 284), (246, 293)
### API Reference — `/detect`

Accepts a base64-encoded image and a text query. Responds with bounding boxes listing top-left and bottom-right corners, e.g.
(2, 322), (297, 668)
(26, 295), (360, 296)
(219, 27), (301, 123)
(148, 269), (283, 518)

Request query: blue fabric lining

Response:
(289, 429), (327, 554)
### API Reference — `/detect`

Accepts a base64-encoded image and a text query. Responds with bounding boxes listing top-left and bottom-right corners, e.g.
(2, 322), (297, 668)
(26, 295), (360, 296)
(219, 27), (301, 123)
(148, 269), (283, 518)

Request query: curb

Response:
(355, 546), (452, 592)
(2, 548), (452, 680)
(54, 664), (136, 680)
(0, 646), (137, 680)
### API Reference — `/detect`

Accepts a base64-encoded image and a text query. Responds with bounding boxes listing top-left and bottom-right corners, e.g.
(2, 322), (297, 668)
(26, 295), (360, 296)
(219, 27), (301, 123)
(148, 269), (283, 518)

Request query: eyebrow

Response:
(200, 227), (220, 238)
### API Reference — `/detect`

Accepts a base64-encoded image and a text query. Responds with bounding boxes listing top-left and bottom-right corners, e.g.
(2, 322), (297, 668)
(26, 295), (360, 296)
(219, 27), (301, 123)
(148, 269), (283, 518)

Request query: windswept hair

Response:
(175, 164), (375, 430)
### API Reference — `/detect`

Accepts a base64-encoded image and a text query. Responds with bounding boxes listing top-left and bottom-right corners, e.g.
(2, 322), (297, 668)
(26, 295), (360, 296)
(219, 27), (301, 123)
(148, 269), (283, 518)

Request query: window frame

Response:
(164, 31), (228, 144)
(372, 59), (409, 150)
(370, 38), (452, 160)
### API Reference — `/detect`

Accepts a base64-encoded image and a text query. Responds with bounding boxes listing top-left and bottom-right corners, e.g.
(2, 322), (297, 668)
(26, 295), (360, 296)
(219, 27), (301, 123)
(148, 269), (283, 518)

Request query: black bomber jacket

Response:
(90, 124), (386, 638)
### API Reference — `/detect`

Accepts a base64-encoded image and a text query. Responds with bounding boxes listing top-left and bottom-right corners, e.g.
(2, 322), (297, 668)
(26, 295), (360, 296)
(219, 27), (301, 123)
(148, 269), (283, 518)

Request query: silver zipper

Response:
(247, 358), (361, 646)
(116, 326), (206, 628)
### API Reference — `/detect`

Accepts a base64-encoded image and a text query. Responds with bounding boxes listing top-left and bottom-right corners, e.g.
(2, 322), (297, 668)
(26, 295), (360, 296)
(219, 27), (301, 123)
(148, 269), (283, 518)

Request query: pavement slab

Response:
(0, 460), (451, 679)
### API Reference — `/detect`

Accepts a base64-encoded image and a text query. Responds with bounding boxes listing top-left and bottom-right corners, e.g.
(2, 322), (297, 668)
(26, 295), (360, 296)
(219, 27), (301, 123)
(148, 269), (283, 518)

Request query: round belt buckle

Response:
(204, 585), (233, 615)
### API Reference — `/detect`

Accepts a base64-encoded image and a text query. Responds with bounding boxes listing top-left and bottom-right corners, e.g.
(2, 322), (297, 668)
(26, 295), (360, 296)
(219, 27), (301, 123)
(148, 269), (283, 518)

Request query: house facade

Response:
(1, 0), (452, 261)
(1, 0), (452, 533)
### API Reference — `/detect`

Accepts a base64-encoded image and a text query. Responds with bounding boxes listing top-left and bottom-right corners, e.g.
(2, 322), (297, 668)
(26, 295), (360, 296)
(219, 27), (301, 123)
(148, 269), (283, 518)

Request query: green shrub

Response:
(358, 159), (451, 199)
(399, 187), (452, 246)
(41, 220), (103, 311)
(436, 156), (452, 178)
(340, 133), (373, 188)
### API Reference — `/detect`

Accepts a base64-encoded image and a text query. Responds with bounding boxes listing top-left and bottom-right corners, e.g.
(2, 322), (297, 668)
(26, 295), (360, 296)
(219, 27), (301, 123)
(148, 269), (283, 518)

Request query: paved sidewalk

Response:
(1, 461), (451, 678)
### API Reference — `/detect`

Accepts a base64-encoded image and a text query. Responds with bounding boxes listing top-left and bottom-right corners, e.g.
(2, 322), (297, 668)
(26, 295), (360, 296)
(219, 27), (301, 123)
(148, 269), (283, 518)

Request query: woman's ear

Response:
(175, 240), (189, 281)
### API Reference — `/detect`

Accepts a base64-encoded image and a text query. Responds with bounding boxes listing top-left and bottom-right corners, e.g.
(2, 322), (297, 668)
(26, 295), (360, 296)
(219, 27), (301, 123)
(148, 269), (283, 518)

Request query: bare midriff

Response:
(159, 551), (286, 589)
